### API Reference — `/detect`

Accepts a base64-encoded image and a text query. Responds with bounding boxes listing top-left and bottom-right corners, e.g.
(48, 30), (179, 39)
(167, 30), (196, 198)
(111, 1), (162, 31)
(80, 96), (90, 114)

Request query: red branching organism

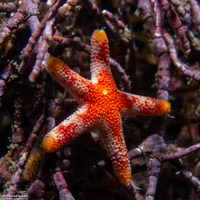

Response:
(0, 0), (200, 199)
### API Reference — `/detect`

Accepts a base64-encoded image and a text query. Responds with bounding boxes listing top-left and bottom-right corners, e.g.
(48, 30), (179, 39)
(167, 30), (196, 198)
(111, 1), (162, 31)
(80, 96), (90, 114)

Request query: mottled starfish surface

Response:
(43, 29), (170, 184)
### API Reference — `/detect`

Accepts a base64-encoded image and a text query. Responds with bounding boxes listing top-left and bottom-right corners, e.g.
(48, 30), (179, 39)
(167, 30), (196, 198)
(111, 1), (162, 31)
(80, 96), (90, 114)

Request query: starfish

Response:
(42, 29), (170, 184)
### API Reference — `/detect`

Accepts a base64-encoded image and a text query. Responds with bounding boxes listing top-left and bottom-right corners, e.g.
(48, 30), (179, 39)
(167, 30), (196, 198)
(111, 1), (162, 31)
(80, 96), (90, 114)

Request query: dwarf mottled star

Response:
(43, 29), (170, 184)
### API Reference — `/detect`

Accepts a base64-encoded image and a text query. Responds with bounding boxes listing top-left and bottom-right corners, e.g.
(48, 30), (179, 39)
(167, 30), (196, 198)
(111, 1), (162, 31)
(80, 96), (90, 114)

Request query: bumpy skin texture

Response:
(42, 29), (170, 184)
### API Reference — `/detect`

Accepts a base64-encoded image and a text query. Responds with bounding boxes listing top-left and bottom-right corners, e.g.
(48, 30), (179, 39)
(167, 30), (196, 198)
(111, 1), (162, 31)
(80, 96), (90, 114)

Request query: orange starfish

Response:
(43, 29), (170, 184)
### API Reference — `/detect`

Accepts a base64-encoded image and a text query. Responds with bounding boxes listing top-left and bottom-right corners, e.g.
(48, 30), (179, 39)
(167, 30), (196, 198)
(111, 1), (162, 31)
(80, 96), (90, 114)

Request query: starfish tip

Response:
(159, 100), (170, 115)
(42, 134), (57, 153)
(92, 29), (108, 43)
(119, 173), (131, 184)
(45, 57), (63, 74)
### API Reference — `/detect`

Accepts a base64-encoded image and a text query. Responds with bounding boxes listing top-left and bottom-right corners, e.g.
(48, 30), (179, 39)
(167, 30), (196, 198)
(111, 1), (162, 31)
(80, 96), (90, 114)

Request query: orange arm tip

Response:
(159, 100), (170, 115)
(92, 29), (108, 42)
(45, 57), (64, 74)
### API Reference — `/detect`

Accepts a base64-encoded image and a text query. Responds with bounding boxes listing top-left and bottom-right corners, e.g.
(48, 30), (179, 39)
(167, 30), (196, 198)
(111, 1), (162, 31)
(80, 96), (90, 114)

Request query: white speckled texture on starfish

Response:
(42, 29), (170, 184)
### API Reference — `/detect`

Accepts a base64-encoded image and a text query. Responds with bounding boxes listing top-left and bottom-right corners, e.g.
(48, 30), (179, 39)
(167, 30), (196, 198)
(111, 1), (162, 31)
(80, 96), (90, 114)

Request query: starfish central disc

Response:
(42, 29), (170, 184)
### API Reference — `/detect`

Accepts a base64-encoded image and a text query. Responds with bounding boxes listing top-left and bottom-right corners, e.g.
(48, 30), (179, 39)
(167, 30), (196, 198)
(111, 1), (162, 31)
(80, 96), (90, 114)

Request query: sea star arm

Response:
(45, 57), (95, 102)
(120, 92), (170, 116)
(90, 29), (114, 84)
(43, 104), (99, 153)
(100, 113), (131, 184)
